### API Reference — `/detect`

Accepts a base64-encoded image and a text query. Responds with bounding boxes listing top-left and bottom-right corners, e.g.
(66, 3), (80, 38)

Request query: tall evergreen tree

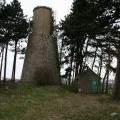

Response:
(0, 0), (28, 82)
(0, 3), (13, 81)
(9, 0), (28, 82)
(60, 0), (120, 98)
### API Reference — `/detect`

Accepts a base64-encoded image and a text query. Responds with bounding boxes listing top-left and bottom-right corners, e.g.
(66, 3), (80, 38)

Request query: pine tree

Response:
(0, 0), (28, 82)
(0, 3), (13, 81)
(60, 0), (120, 98)
(9, 0), (28, 82)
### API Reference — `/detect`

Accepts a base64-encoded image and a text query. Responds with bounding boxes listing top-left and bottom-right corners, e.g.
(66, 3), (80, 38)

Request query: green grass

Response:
(0, 83), (120, 120)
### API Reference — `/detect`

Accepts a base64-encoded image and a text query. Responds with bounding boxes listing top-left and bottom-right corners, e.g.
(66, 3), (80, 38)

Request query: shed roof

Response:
(76, 67), (101, 80)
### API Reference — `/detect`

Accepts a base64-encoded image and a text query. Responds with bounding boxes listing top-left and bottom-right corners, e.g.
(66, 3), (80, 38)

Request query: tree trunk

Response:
(68, 56), (74, 85)
(79, 42), (84, 74)
(102, 71), (107, 93)
(75, 61), (79, 78)
(79, 55), (83, 74)
(59, 39), (63, 69)
(113, 47), (120, 100)
(72, 63), (75, 84)
(74, 38), (85, 81)
(105, 43), (111, 94)
(3, 42), (8, 82)
(75, 46), (79, 78)
(68, 46), (74, 84)
(98, 48), (103, 76)
(105, 66), (110, 94)
(59, 39), (64, 85)
(83, 39), (89, 68)
(11, 41), (17, 82)
(0, 45), (4, 81)
(92, 45), (98, 70)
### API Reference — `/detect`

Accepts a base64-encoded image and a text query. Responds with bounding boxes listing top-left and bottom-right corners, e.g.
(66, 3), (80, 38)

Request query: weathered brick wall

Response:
(21, 6), (60, 84)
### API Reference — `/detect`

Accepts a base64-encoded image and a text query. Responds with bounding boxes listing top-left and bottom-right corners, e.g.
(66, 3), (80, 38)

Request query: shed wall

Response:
(78, 70), (101, 93)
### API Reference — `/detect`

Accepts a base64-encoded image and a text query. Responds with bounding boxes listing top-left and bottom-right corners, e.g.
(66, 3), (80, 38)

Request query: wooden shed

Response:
(75, 68), (101, 94)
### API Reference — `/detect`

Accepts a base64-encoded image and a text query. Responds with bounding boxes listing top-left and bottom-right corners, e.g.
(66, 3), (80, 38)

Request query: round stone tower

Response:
(33, 6), (52, 36)
(21, 6), (60, 85)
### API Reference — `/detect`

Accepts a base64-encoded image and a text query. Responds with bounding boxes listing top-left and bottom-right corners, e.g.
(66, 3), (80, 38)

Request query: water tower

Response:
(21, 6), (60, 85)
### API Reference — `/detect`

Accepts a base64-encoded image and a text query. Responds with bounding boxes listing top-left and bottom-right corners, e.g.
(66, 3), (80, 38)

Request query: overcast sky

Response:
(5, 0), (73, 79)
(6, 0), (73, 23)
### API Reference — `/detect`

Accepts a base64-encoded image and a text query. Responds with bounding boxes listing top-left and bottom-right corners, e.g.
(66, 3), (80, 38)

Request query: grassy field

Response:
(0, 83), (120, 120)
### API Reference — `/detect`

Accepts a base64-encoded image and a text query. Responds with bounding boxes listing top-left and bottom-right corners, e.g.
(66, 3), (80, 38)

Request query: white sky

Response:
(5, 0), (73, 79)
(6, 0), (73, 23)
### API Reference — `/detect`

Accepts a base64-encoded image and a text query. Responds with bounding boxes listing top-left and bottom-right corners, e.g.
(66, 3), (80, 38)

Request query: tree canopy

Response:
(60, 0), (120, 99)
(0, 0), (28, 81)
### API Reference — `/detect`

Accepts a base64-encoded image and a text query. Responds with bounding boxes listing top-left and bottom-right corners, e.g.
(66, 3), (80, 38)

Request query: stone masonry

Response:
(21, 6), (60, 84)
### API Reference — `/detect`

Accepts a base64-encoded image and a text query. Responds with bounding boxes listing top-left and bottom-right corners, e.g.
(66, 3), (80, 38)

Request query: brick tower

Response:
(21, 6), (60, 85)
